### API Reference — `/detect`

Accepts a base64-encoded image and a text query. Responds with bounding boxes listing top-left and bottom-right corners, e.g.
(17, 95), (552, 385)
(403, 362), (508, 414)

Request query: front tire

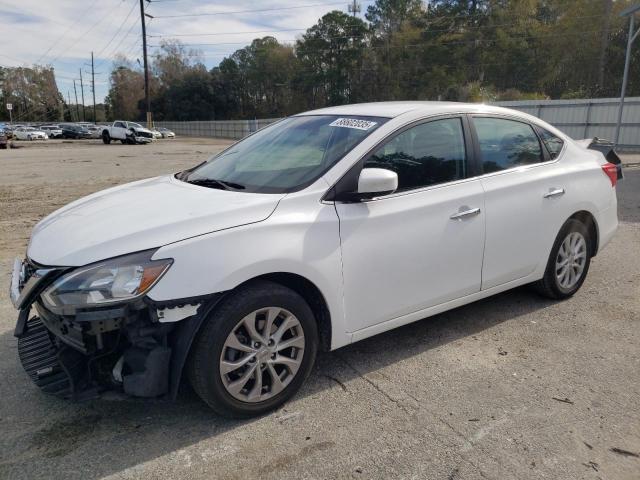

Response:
(187, 281), (318, 418)
(102, 132), (111, 144)
(534, 218), (592, 299)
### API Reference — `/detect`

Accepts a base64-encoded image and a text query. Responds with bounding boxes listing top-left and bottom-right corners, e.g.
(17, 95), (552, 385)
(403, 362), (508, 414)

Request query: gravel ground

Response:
(0, 139), (638, 480)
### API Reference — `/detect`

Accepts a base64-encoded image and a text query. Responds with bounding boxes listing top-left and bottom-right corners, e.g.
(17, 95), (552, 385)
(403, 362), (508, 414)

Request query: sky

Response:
(0, 0), (373, 104)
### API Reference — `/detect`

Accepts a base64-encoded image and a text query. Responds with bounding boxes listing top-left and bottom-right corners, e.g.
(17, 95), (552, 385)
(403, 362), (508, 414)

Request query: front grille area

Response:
(18, 317), (72, 397)
(137, 131), (153, 138)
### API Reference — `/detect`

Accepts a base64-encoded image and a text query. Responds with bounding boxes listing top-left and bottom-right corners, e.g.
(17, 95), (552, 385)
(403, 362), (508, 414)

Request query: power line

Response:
(148, 12), (609, 43)
(94, 0), (140, 59)
(148, 29), (606, 56)
(150, 1), (370, 19)
(48, 4), (116, 65)
(94, 16), (141, 70)
(148, 28), (307, 38)
(34, 0), (101, 65)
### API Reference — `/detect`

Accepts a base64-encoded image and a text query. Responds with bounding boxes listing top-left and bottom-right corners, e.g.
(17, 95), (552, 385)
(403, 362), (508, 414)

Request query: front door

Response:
(336, 117), (486, 332)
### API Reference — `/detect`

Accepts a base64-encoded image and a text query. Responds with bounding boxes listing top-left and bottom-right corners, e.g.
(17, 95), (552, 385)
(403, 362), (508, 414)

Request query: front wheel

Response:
(102, 132), (111, 144)
(534, 219), (592, 299)
(187, 281), (318, 418)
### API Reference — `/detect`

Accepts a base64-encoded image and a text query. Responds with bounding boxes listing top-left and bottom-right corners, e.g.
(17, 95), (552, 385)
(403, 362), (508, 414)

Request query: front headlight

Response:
(41, 250), (172, 309)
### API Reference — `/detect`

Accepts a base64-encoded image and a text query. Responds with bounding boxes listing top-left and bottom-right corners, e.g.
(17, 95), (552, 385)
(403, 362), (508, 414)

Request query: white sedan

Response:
(14, 127), (48, 140)
(10, 102), (620, 417)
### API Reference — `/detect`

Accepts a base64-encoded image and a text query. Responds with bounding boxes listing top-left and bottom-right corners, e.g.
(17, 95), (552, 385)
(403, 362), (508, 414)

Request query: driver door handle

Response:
(450, 207), (481, 220)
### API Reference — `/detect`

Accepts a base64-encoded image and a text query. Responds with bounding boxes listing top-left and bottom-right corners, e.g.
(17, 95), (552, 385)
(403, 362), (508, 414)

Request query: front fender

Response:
(147, 194), (349, 349)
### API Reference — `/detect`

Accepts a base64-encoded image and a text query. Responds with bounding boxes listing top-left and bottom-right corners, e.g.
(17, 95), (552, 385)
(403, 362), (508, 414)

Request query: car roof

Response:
(296, 101), (534, 120)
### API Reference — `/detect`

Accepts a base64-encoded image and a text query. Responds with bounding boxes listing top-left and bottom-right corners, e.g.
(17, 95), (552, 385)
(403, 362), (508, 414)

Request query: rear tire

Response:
(534, 219), (592, 299)
(187, 280), (318, 418)
(102, 132), (111, 144)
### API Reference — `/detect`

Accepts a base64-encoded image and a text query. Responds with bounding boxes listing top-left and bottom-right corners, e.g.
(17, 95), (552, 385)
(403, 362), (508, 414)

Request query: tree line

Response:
(2, 0), (639, 123)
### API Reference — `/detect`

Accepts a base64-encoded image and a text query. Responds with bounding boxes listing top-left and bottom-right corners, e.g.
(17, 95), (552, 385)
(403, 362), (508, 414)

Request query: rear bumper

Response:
(597, 202), (618, 254)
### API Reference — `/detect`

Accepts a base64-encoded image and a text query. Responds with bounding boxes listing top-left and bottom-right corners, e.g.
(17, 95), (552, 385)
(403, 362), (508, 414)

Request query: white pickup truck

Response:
(102, 121), (154, 145)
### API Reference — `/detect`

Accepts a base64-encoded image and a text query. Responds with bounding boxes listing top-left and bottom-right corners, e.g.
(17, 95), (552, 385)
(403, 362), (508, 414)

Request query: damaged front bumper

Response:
(11, 257), (220, 401)
(133, 135), (153, 144)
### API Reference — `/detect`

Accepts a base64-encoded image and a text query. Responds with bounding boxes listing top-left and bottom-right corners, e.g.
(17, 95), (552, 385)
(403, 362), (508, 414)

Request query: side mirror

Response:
(357, 168), (398, 199)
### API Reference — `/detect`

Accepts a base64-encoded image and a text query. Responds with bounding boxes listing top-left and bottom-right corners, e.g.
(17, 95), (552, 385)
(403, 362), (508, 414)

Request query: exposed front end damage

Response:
(11, 257), (220, 401)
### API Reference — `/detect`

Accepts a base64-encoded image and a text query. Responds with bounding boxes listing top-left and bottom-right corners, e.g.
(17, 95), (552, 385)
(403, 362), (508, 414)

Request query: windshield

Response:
(130, 123), (143, 129)
(180, 115), (387, 193)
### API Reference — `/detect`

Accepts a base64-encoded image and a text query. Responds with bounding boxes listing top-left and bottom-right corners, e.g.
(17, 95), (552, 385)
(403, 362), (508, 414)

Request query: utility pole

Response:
(615, 4), (640, 147)
(67, 91), (72, 121)
(79, 68), (86, 122)
(348, 0), (360, 16)
(91, 52), (97, 124)
(73, 80), (80, 121)
(140, 0), (152, 128)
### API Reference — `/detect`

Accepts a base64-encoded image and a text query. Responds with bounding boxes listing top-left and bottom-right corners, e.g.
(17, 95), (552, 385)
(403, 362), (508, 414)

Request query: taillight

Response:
(601, 163), (618, 187)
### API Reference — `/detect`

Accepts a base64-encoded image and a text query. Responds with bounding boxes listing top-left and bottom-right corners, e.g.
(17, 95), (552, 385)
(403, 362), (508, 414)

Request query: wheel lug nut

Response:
(268, 339), (274, 346)
(254, 342), (261, 348)
(271, 353), (276, 359)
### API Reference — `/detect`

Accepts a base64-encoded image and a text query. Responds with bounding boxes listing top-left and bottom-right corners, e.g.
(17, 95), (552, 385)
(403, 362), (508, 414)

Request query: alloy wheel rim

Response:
(219, 307), (305, 403)
(555, 231), (587, 289)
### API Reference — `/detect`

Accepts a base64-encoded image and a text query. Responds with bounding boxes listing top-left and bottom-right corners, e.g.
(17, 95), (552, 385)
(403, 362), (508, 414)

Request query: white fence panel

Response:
(156, 99), (640, 150)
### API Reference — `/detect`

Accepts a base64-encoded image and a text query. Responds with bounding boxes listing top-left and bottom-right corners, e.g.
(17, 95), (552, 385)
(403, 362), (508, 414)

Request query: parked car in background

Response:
(0, 129), (7, 149)
(156, 127), (175, 138)
(86, 125), (102, 139)
(61, 124), (92, 139)
(14, 126), (48, 140)
(6, 125), (24, 137)
(9, 102), (620, 417)
(102, 121), (154, 144)
(40, 125), (64, 139)
(151, 129), (163, 139)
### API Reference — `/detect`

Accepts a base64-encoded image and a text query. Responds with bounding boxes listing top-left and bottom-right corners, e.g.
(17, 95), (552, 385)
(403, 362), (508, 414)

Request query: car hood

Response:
(28, 175), (285, 266)
(132, 126), (153, 134)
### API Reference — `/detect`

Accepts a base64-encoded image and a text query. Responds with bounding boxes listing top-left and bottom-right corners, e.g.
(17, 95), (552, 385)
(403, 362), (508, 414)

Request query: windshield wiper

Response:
(186, 178), (246, 190)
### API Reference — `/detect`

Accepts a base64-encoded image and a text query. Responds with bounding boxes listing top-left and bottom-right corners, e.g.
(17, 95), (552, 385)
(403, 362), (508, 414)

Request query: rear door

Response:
(471, 115), (569, 289)
(336, 116), (485, 332)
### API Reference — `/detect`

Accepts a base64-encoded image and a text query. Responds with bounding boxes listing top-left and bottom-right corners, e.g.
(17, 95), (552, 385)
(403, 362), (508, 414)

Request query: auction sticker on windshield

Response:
(329, 118), (378, 130)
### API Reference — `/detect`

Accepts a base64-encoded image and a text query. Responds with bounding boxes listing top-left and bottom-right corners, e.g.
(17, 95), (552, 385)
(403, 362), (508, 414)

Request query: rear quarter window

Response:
(538, 128), (565, 159)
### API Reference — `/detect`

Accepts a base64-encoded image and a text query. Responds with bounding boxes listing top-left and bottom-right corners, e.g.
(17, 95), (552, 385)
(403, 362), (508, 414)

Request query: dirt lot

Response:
(0, 139), (639, 480)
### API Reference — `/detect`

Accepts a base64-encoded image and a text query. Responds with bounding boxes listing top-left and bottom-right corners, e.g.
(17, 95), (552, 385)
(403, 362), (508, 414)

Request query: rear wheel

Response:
(188, 281), (318, 418)
(534, 219), (592, 299)
(102, 132), (111, 144)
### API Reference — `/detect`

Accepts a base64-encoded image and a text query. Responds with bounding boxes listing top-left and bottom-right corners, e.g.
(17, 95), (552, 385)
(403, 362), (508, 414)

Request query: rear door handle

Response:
(543, 188), (565, 198)
(450, 207), (481, 220)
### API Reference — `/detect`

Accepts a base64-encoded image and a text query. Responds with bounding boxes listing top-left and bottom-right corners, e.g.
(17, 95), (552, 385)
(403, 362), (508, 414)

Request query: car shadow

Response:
(0, 285), (555, 479)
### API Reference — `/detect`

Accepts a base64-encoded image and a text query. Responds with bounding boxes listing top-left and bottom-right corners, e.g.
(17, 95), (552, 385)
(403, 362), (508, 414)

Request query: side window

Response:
(364, 118), (467, 191)
(114, 122), (125, 128)
(538, 128), (564, 159)
(473, 117), (543, 173)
